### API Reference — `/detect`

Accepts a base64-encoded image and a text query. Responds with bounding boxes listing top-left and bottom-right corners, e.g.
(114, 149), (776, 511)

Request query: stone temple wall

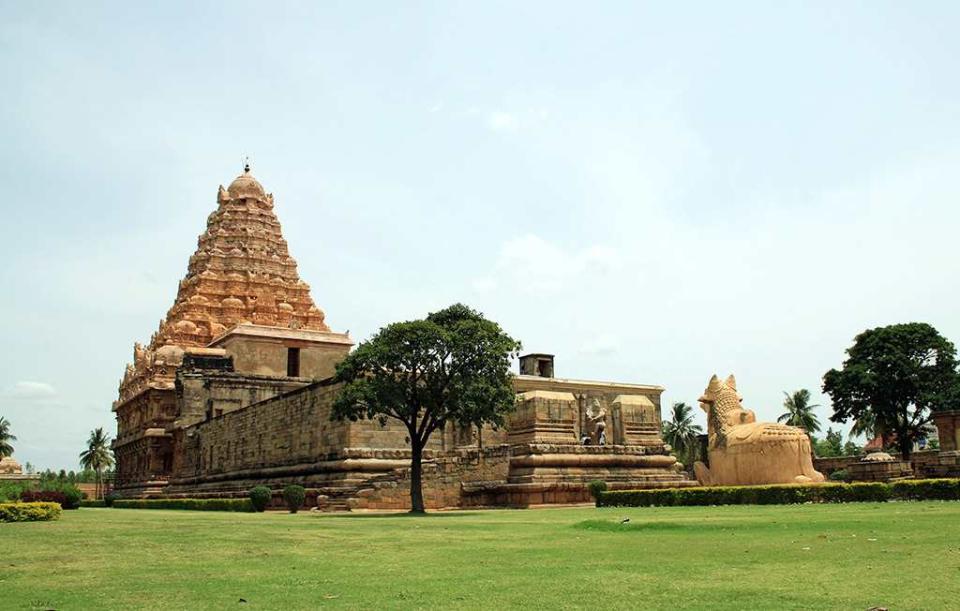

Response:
(173, 382), (349, 484)
(163, 372), (690, 508)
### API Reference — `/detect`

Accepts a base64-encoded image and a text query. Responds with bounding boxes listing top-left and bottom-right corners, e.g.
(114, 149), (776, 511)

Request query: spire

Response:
(157, 169), (331, 348)
(115, 167), (333, 405)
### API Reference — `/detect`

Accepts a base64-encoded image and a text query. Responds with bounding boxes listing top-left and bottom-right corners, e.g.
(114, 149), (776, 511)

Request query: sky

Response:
(2, 1), (959, 470)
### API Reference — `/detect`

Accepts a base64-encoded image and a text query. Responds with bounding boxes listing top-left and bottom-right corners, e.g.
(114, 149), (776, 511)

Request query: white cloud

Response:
(4, 381), (57, 400)
(579, 334), (620, 356)
(477, 234), (622, 294)
(487, 111), (519, 131)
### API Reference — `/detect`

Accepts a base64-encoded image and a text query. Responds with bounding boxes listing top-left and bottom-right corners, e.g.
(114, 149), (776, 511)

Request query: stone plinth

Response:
(494, 443), (693, 506)
(847, 452), (912, 482)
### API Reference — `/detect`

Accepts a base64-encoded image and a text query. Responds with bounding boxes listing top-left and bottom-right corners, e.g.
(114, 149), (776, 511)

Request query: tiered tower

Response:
(115, 166), (330, 406)
(113, 166), (345, 493)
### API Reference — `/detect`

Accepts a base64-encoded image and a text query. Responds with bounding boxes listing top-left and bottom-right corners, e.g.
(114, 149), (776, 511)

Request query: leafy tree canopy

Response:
(332, 303), (521, 512)
(812, 427), (844, 458)
(823, 322), (960, 460)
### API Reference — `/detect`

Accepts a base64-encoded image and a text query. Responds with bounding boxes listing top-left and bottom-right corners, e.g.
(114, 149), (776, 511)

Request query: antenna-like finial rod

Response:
(242, 154), (251, 174)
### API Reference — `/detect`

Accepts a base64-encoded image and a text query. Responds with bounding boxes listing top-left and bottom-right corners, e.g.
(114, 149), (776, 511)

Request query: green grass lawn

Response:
(2, 503), (959, 610)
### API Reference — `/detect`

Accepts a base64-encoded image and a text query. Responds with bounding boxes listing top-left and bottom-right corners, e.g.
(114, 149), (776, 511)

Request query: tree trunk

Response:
(409, 442), (425, 514)
(898, 433), (912, 462)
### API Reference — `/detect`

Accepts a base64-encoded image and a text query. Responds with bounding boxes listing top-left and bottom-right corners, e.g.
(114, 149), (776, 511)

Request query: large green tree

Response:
(662, 402), (703, 468)
(823, 322), (960, 460)
(812, 427), (843, 457)
(0, 417), (16, 458)
(79, 427), (114, 500)
(332, 304), (521, 513)
(778, 389), (821, 434)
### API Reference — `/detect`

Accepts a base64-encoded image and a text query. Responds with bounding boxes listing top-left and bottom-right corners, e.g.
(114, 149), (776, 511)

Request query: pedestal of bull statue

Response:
(693, 374), (825, 486)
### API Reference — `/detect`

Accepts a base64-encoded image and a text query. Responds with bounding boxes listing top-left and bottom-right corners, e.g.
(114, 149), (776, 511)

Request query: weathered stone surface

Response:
(113, 168), (348, 492)
(693, 374), (825, 486)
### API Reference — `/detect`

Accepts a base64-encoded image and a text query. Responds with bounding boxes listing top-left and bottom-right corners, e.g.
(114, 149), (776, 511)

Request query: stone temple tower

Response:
(112, 166), (351, 495)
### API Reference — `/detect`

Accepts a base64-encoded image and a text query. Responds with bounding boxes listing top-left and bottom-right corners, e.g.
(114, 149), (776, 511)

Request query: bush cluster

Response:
(0, 502), (62, 522)
(80, 500), (107, 508)
(248, 486), (272, 512)
(20, 489), (81, 510)
(828, 469), (849, 482)
(113, 498), (254, 512)
(283, 485), (306, 513)
(587, 480), (608, 501)
(597, 478), (960, 507)
(0, 481), (31, 502)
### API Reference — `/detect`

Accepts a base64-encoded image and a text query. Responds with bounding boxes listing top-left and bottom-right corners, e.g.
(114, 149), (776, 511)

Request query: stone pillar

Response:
(933, 410), (960, 452)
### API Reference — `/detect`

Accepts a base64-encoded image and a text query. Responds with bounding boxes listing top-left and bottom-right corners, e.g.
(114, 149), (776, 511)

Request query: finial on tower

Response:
(242, 154), (251, 174)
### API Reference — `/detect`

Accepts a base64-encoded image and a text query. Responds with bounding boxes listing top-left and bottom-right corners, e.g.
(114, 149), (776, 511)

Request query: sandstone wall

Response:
(175, 382), (350, 482)
(345, 446), (513, 511)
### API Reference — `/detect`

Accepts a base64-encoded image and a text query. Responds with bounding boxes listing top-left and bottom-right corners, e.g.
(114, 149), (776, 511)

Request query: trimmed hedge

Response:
(0, 502), (62, 522)
(113, 498), (254, 512)
(597, 479), (960, 507)
(249, 486), (272, 513)
(891, 478), (960, 501)
(283, 485), (306, 513)
(80, 500), (107, 508)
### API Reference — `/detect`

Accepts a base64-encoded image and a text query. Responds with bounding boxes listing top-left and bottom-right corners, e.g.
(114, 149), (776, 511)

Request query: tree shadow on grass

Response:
(310, 510), (482, 519)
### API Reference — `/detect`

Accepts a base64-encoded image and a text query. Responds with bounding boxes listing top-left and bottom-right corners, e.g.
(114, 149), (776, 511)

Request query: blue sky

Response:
(2, 2), (959, 469)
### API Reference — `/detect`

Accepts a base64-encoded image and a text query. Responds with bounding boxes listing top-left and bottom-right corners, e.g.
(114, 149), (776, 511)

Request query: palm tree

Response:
(850, 410), (878, 439)
(79, 428), (114, 500)
(662, 402), (704, 467)
(778, 389), (822, 434)
(0, 417), (16, 458)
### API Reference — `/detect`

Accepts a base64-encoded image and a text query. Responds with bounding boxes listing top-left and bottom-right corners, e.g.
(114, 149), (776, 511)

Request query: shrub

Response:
(587, 480), (608, 503)
(113, 498), (254, 512)
(0, 502), (62, 522)
(28, 483), (83, 509)
(104, 492), (119, 507)
(0, 481), (32, 502)
(62, 485), (83, 510)
(891, 479), (960, 501)
(249, 486), (272, 512)
(283, 485), (306, 513)
(20, 490), (67, 505)
(828, 469), (849, 482)
(598, 481), (903, 508)
(80, 500), (107, 508)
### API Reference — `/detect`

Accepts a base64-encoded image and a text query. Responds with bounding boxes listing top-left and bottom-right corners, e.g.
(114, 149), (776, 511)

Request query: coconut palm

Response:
(0, 417), (16, 458)
(778, 389), (822, 434)
(662, 402), (704, 467)
(850, 410), (878, 439)
(79, 427), (114, 500)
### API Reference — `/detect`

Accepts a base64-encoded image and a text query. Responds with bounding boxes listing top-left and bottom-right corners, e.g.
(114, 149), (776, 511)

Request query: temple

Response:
(112, 167), (691, 508)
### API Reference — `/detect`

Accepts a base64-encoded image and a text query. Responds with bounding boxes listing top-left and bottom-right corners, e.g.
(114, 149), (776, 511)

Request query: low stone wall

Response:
(814, 455), (860, 477)
(814, 450), (944, 480)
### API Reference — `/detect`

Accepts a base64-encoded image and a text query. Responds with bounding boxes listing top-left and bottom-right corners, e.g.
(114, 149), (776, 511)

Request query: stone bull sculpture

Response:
(693, 374), (825, 486)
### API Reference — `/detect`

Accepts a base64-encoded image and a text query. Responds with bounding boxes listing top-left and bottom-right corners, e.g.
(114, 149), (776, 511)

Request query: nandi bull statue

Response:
(693, 374), (825, 486)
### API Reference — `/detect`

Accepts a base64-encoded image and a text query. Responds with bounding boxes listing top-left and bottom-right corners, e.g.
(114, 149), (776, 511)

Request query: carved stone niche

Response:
(508, 390), (577, 445)
(611, 394), (660, 445)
